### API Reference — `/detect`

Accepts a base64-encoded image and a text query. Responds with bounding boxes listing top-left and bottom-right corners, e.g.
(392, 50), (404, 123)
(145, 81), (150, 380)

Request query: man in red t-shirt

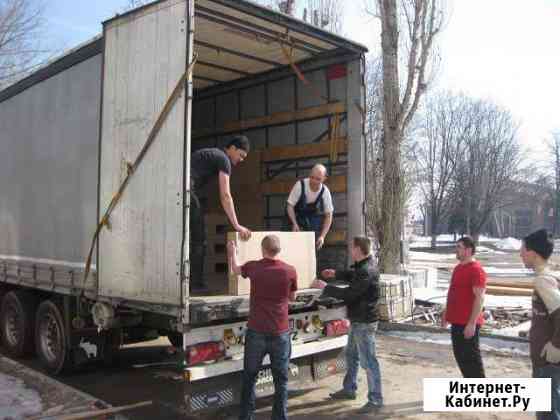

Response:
(442, 236), (487, 378)
(227, 235), (297, 420)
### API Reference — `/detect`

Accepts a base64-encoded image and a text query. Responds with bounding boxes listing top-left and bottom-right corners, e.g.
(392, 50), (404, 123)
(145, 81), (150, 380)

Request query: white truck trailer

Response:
(0, 0), (367, 413)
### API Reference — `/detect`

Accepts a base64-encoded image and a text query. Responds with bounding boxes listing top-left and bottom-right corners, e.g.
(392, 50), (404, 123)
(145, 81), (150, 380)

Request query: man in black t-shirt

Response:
(189, 135), (252, 291)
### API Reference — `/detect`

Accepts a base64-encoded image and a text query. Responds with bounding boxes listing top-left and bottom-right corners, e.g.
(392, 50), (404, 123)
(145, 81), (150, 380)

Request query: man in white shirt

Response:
(286, 164), (334, 250)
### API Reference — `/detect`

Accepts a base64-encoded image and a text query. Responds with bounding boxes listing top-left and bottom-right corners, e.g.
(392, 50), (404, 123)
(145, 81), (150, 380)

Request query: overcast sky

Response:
(44, 0), (559, 152)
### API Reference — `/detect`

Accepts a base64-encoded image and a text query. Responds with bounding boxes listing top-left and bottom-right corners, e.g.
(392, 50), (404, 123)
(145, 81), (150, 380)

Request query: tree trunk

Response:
(378, 0), (402, 274)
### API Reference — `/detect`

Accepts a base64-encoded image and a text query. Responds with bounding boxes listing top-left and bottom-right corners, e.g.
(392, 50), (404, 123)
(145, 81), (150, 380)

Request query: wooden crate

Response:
(227, 231), (316, 295)
(377, 275), (414, 321)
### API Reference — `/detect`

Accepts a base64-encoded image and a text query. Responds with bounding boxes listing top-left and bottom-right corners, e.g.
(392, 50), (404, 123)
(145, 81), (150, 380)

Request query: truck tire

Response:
(0, 290), (36, 357)
(35, 300), (72, 375)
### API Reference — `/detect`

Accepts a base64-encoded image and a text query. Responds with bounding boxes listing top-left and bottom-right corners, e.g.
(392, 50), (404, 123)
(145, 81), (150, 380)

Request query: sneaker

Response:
(329, 389), (357, 400)
(357, 401), (382, 414)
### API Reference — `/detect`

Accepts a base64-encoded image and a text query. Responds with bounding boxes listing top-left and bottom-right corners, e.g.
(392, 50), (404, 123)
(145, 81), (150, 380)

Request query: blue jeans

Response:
(342, 322), (383, 405)
(239, 329), (291, 420)
(534, 364), (560, 420)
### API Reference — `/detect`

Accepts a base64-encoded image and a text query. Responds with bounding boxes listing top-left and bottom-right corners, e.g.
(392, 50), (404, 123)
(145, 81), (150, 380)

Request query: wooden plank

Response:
(486, 280), (533, 289)
(261, 175), (346, 195)
(227, 231), (316, 295)
(325, 230), (346, 245)
(485, 286), (533, 297)
(193, 102), (346, 139)
(262, 138), (347, 162)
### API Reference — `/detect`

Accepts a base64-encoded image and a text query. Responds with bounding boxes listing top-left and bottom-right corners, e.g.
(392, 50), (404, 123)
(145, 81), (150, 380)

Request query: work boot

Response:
(329, 389), (356, 400)
(357, 401), (382, 414)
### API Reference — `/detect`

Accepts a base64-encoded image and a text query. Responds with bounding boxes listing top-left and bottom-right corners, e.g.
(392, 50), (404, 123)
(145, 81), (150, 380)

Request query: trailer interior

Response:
(173, 0), (367, 323)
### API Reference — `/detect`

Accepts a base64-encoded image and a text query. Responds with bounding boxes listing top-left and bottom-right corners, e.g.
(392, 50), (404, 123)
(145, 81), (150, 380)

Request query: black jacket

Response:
(323, 255), (380, 323)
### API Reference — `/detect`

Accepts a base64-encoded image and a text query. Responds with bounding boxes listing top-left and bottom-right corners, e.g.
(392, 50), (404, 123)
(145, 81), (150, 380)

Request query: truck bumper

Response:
(184, 336), (348, 414)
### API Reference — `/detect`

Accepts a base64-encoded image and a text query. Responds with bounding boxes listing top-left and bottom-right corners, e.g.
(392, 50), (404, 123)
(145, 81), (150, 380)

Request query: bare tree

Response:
(255, 0), (343, 32)
(0, 0), (46, 88)
(415, 92), (469, 249)
(448, 99), (522, 242)
(547, 130), (560, 237)
(376, 0), (444, 273)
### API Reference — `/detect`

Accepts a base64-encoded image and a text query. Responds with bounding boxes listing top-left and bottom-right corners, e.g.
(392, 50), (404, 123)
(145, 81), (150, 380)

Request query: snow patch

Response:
(0, 373), (43, 419)
(496, 237), (522, 251)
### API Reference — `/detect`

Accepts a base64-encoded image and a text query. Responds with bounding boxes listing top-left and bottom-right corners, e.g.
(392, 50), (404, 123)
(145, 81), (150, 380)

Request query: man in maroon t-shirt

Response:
(227, 235), (297, 420)
(442, 236), (487, 378)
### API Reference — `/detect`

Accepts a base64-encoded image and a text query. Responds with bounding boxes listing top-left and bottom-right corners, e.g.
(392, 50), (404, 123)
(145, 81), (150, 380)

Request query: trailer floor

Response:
(1, 333), (534, 420)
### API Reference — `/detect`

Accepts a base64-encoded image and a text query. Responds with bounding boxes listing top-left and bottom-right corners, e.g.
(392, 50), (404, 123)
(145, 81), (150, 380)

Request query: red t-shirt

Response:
(241, 258), (298, 335)
(445, 261), (487, 326)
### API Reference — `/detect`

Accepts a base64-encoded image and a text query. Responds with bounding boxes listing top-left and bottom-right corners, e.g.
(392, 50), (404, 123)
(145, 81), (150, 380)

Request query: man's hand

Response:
(321, 269), (336, 279)
(236, 225), (252, 240)
(311, 279), (327, 289)
(541, 342), (560, 364)
(227, 240), (237, 256)
(316, 236), (324, 250)
(463, 322), (476, 339)
(292, 224), (300, 232)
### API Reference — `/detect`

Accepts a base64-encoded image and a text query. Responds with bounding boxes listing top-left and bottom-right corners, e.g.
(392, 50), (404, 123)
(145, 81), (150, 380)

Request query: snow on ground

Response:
(382, 330), (529, 357)
(0, 373), (43, 419)
(413, 287), (532, 309)
(496, 237), (522, 251)
(409, 251), (456, 261)
(483, 266), (532, 276)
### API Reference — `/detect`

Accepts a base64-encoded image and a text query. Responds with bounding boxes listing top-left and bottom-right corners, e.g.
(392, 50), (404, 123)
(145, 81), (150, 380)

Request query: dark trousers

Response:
(534, 364), (560, 420)
(239, 330), (291, 420)
(451, 324), (485, 378)
(189, 190), (206, 289)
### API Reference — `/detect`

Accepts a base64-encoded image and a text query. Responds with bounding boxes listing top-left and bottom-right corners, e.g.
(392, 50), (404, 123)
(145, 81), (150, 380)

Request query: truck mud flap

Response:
(312, 348), (347, 381)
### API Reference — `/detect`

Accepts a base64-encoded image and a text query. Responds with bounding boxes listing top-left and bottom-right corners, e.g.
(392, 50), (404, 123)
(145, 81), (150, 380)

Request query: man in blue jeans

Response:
(520, 229), (560, 420)
(228, 235), (298, 420)
(313, 236), (383, 414)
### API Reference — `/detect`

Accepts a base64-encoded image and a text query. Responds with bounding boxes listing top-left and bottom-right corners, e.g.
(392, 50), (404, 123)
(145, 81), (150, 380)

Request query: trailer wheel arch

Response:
(0, 290), (36, 357)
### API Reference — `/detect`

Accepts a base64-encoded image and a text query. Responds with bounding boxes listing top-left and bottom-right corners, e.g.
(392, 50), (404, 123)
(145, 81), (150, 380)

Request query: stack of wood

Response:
(203, 213), (230, 294)
(484, 278), (533, 297)
(377, 275), (414, 322)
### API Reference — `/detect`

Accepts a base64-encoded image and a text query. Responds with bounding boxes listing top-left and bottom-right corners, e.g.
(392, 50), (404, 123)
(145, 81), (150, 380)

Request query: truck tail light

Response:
(324, 319), (350, 337)
(186, 341), (225, 366)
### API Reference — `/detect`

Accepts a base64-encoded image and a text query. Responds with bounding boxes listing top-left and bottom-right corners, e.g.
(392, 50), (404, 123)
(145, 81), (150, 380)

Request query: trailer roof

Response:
(106, 0), (368, 90)
(0, 0), (368, 102)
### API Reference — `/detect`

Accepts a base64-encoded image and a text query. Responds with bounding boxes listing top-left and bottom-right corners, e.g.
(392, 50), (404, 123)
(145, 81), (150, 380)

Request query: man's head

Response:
(309, 164), (327, 191)
(261, 235), (281, 259)
(520, 229), (554, 269)
(456, 236), (475, 262)
(225, 135), (250, 166)
(351, 236), (372, 262)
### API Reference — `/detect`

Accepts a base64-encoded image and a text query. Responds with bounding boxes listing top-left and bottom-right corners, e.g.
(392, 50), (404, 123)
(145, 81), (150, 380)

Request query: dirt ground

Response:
(242, 333), (534, 420)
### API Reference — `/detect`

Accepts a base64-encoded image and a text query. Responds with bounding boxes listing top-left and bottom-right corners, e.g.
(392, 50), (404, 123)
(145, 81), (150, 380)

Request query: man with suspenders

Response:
(286, 164), (334, 251)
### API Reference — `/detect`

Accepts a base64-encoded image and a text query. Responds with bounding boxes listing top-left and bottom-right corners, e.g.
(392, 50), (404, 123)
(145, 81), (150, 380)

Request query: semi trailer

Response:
(0, 0), (367, 413)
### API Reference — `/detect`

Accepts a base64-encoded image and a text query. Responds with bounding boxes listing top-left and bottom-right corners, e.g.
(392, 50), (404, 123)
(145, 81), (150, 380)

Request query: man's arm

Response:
(316, 212), (333, 249)
(219, 171), (251, 239)
(535, 275), (560, 363)
(286, 204), (300, 232)
(324, 269), (376, 304)
(227, 240), (242, 276)
(463, 287), (485, 338)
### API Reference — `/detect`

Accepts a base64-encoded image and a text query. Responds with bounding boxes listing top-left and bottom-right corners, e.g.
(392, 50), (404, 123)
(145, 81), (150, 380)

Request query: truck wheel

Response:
(35, 300), (72, 375)
(167, 333), (183, 349)
(0, 291), (36, 357)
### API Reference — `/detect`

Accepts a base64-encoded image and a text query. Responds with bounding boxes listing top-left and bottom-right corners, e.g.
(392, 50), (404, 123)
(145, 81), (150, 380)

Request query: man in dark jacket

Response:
(313, 236), (383, 415)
